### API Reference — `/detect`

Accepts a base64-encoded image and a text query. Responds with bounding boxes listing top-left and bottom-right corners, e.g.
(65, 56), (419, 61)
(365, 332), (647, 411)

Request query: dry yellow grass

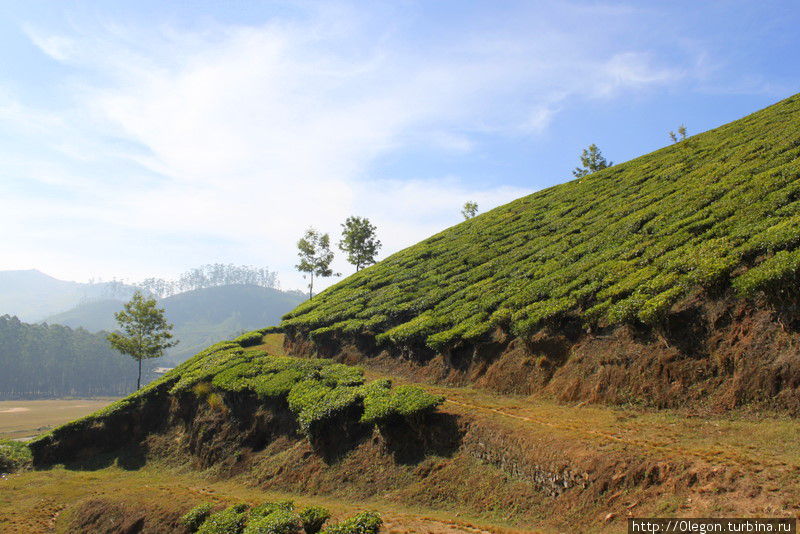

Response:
(0, 463), (524, 534)
(0, 399), (118, 440)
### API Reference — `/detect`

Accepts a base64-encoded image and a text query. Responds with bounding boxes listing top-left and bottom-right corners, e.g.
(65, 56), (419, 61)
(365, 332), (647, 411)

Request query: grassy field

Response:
(0, 463), (518, 533)
(0, 399), (118, 440)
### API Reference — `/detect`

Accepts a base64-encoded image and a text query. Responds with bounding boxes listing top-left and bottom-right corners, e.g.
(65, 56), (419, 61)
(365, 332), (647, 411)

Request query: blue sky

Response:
(1, 1), (798, 291)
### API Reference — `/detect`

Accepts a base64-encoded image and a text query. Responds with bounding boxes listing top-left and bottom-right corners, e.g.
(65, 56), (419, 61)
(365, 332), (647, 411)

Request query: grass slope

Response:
(283, 93), (800, 349)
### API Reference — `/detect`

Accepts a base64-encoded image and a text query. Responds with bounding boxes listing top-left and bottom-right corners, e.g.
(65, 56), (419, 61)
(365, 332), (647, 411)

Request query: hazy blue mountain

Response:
(45, 284), (306, 363)
(0, 269), (137, 322)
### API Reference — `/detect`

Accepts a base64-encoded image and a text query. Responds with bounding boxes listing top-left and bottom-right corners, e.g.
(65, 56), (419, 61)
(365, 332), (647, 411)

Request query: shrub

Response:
(233, 331), (264, 348)
(361, 382), (442, 424)
(321, 511), (383, 534)
(637, 286), (684, 325)
(734, 248), (800, 298)
(181, 503), (214, 533)
(259, 326), (284, 335)
(299, 507), (331, 534)
(287, 380), (363, 434)
(251, 500), (295, 518)
(243, 510), (301, 534)
(0, 440), (32, 473)
(197, 504), (249, 534)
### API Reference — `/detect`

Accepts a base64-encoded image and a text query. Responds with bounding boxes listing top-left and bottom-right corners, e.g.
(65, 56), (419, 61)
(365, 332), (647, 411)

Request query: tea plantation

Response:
(28, 329), (442, 450)
(283, 93), (800, 349)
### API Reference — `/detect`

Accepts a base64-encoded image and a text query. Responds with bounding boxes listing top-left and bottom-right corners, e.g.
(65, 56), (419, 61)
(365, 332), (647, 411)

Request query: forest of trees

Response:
(137, 263), (279, 298)
(0, 315), (147, 399)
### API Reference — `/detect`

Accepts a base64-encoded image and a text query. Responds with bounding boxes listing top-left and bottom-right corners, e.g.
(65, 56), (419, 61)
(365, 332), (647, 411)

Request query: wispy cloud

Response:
(3, 2), (709, 288)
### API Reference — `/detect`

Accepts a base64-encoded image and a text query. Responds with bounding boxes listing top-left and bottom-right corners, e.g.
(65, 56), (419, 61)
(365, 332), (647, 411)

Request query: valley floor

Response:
(0, 398), (118, 441)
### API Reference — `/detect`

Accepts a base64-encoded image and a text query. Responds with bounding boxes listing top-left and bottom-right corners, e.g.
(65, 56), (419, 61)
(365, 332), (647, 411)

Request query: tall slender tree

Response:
(296, 228), (335, 298)
(338, 216), (382, 272)
(107, 292), (177, 390)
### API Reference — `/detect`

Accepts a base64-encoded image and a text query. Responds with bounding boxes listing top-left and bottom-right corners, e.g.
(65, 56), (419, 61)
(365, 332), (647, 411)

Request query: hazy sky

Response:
(1, 1), (798, 292)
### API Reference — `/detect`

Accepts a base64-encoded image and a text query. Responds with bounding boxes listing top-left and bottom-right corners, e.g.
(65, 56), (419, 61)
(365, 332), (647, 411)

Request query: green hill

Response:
(46, 285), (306, 363)
(283, 93), (800, 351)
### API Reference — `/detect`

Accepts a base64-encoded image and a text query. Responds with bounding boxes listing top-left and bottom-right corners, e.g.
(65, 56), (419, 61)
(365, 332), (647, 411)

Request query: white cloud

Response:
(22, 26), (76, 61)
(3, 3), (697, 290)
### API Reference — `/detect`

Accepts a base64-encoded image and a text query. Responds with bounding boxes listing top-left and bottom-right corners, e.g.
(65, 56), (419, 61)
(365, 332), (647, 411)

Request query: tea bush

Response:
(234, 331), (265, 348)
(0, 440), (31, 473)
(181, 503), (213, 533)
(182, 501), (332, 534)
(31, 330), (444, 451)
(321, 511), (382, 534)
(243, 510), (301, 534)
(299, 507), (331, 534)
(197, 504), (249, 534)
(281, 94), (800, 347)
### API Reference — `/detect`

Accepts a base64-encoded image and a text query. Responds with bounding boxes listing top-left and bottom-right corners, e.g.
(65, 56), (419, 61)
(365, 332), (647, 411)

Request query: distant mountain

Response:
(0, 269), (137, 322)
(45, 284), (306, 363)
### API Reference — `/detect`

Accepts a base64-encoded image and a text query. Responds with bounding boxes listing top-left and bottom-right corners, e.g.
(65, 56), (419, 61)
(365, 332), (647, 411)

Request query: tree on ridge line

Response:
(296, 228), (335, 299)
(573, 144), (612, 178)
(339, 216), (382, 272)
(107, 291), (177, 390)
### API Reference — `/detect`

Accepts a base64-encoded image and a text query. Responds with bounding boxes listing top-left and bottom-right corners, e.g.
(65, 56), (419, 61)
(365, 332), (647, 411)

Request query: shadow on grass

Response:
(44, 442), (149, 472)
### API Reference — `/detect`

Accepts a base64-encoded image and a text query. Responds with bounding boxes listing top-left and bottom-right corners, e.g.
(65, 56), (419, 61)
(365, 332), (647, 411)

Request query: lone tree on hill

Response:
(338, 216), (382, 272)
(572, 144), (612, 178)
(107, 291), (177, 390)
(461, 201), (479, 219)
(296, 228), (335, 299)
(669, 124), (688, 143)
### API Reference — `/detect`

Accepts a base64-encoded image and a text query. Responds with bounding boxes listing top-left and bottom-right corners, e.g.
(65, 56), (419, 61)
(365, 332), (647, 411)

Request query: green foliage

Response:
(282, 94), (800, 347)
(181, 501), (328, 534)
(669, 125), (687, 143)
(107, 291), (178, 390)
(339, 216), (382, 272)
(362, 382), (443, 424)
(297, 228), (335, 299)
(287, 380), (363, 433)
(197, 504), (249, 534)
(572, 143), (612, 178)
(234, 331), (264, 348)
(321, 511), (383, 534)
(299, 507), (331, 534)
(250, 500), (295, 518)
(733, 248), (800, 298)
(243, 510), (301, 534)
(181, 503), (213, 533)
(34, 327), (444, 449)
(461, 201), (478, 219)
(0, 440), (32, 473)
